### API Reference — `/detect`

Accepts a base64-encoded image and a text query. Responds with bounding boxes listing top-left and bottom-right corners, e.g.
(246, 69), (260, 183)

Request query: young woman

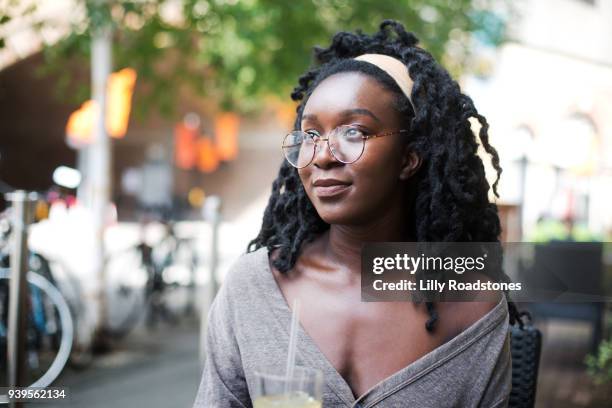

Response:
(194, 20), (520, 408)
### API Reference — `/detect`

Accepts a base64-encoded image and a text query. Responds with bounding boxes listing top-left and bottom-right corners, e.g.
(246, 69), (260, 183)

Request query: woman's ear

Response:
(399, 149), (422, 180)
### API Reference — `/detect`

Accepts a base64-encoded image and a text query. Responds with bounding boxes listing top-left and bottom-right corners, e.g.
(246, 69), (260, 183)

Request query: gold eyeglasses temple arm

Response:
(362, 129), (409, 140)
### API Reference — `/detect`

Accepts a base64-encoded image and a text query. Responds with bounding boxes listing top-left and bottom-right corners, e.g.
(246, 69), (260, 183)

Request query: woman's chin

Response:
(316, 208), (361, 226)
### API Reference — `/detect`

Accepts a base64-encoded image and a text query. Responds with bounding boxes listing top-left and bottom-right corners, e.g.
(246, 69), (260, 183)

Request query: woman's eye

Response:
(343, 127), (365, 140)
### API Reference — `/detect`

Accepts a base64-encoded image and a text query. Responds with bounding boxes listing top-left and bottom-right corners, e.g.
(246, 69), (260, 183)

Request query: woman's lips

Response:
(312, 183), (351, 198)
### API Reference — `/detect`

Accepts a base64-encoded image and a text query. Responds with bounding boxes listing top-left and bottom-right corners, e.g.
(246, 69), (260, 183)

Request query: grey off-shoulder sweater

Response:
(193, 247), (511, 408)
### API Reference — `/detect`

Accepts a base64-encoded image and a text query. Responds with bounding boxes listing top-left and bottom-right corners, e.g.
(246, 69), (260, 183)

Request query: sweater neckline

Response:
(253, 246), (508, 407)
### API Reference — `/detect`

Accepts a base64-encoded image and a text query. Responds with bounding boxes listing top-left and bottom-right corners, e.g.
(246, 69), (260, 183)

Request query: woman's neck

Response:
(323, 203), (413, 273)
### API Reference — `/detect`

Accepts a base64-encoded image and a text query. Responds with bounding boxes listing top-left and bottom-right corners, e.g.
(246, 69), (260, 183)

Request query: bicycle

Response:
(149, 222), (199, 323)
(100, 245), (150, 338)
(0, 269), (73, 388)
(105, 220), (199, 333)
(0, 211), (74, 395)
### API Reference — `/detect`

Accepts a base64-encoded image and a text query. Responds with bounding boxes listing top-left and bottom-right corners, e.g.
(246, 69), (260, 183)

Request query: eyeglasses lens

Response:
(282, 127), (365, 168)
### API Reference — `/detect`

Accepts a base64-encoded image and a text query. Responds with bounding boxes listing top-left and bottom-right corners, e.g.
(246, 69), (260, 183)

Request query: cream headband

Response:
(353, 53), (415, 111)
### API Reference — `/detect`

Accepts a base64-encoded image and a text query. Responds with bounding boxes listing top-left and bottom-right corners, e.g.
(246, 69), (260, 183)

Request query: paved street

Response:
(31, 321), (202, 408)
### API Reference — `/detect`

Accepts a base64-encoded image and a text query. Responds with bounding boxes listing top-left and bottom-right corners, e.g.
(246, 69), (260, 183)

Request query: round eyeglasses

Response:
(282, 125), (409, 169)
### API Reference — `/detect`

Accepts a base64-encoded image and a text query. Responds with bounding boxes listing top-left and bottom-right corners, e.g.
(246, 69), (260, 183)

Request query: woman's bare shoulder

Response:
(437, 290), (504, 336)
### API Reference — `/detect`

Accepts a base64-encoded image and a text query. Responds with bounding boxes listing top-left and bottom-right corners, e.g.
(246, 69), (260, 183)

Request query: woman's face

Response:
(298, 72), (415, 226)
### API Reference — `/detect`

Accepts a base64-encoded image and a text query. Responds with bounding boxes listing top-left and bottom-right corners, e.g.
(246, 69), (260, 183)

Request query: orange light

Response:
(107, 68), (137, 138)
(65, 68), (137, 147)
(196, 137), (219, 173)
(214, 112), (239, 161)
(175, 123), (198, 169)
(66, 100), (97, 148)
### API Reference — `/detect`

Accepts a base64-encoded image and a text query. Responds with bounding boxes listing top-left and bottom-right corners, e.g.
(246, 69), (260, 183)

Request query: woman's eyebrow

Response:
(301, 113), (318, 123)
(301, 109), (382, 124)
(340, 108), (382, 123)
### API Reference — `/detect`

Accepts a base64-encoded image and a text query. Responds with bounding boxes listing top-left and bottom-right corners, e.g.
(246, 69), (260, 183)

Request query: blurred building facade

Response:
(2, 0), (611, 237)
(0, 52), (285, 220)
(465, 0), (612, 239)
(0, 0), (285, 225)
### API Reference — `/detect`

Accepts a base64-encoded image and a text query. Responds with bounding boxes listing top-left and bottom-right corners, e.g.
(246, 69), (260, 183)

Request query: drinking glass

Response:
(252, 366), (323, 408)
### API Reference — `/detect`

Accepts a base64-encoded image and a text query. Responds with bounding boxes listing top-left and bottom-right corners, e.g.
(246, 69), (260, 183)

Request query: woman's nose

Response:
(312, 138), (340, 168)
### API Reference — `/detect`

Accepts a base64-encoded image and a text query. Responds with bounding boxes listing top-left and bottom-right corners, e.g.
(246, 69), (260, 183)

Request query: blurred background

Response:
(0, 0), (610, 407)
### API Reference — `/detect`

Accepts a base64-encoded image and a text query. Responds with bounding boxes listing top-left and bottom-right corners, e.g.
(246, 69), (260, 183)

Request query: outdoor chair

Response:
(509, 317), (542, 408)
(525, 241), (604, 352)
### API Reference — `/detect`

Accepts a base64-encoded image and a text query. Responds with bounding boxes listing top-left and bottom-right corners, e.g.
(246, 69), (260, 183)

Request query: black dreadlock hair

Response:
(248, 20), (523, 331)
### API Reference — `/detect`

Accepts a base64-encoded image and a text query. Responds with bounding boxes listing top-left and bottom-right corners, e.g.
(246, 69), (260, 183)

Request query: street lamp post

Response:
(5, 191), (36, 408)
(89, 23), (112, 343)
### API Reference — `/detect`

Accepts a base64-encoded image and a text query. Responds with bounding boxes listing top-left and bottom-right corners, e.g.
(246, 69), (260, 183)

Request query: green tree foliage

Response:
(586, 338), (612, 385)
(0, 0), (510, 116)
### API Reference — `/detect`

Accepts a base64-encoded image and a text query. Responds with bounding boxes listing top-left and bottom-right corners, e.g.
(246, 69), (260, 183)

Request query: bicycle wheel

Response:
(0, 268), (74, 389)
(103, 247), (148, 337)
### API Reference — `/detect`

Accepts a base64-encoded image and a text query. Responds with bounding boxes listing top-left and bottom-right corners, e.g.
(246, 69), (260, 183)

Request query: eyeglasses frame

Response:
(282, 125), (410, 169)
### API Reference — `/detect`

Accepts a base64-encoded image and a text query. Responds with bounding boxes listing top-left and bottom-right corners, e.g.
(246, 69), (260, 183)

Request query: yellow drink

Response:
(253, 391), (322, 408)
